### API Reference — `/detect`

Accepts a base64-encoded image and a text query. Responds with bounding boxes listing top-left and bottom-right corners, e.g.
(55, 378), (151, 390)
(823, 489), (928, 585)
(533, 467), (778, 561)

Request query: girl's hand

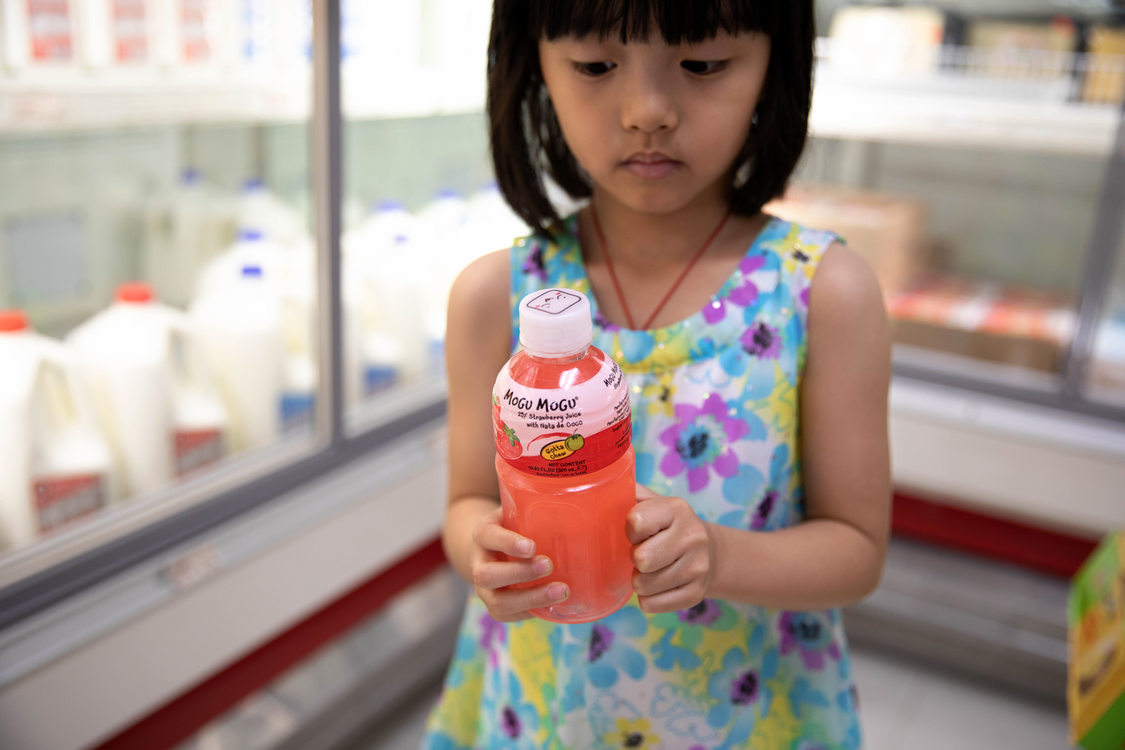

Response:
(470, 507), (570, 622)
(626, 485), (716, 614)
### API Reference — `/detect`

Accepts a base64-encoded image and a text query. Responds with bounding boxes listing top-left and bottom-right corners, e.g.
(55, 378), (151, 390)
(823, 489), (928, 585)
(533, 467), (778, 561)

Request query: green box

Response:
(1069, 532), (1125, 749)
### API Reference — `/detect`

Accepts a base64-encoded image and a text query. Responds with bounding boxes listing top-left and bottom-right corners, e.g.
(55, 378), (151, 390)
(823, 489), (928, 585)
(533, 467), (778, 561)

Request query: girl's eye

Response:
(573, 61), (616, 77)
(681, 60), (728, 75)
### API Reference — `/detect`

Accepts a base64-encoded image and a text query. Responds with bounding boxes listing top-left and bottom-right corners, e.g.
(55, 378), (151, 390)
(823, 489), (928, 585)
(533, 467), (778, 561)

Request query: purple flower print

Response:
(521, 243), (546, 283)
(593, 310), (621, 333)
(479, 613), (504, 649)
(730, 669), (760, 705)
(659, 393), (749, 492)
(679, 599), (723, 627)
(779, 612), (841, 671)
(702, 256), (765, 324)
(479, 612), (506, 667)
(501, 705), (521, 738)
(589, 624), (614, 662)
(751, 490), (778, 530)
(741, 321), (781, 359)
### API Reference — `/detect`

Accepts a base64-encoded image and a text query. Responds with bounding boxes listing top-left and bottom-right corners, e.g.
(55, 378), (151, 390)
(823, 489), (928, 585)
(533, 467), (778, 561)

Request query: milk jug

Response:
(191, 264), (285, 450)
(143, 169), (232, 308)
(345, 203), (434, 387)
(0, 311), (113, 550)
(67, 284), (228, 499)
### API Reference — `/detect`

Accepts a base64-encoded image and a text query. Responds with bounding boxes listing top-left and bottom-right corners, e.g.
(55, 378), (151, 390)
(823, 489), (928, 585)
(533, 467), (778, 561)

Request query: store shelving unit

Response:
(0, 4), (1123, 746)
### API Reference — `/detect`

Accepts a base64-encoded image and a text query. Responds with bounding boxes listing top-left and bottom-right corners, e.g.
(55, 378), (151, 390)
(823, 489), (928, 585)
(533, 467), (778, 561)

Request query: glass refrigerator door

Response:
(1086, 204), (1125, 408)
(789, 2), (1124, 419)
(337, 0), (509, 433)
(0, 0), (322, 604)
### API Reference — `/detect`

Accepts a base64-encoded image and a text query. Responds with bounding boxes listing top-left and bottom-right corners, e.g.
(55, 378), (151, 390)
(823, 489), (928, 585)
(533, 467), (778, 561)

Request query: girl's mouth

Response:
(622, 153), (681, 179)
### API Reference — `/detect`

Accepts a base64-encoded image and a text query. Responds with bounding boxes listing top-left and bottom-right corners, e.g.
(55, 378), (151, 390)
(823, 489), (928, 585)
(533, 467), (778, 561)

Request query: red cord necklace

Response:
(590, 203), (731, 330)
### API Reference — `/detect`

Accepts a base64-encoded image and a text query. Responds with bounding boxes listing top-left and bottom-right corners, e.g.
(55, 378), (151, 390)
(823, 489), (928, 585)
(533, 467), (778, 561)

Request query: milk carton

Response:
(0, 310), (113, 550)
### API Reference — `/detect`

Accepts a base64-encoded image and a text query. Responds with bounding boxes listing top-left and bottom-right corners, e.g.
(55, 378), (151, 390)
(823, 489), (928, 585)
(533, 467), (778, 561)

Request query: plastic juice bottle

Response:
(492, 288), (635, 623)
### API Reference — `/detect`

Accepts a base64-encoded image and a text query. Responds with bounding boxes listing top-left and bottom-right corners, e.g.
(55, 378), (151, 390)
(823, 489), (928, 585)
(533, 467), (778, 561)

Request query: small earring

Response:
(752, 111), (759, 126)
(734, 159), (752, 188)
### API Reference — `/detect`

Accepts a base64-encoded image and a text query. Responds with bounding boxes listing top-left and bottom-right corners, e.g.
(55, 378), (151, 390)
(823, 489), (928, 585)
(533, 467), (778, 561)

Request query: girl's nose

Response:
(620, 70), (679, 134)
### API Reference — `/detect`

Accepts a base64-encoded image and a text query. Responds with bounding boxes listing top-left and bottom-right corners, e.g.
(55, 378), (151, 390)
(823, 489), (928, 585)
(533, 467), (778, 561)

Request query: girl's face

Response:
(538, 30), (770, 217)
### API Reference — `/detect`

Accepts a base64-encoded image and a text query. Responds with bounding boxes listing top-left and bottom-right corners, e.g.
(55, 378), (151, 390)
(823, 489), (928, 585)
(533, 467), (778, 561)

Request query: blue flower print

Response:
(557, 633), (589, 714)
(424, 733), (471, 750)
(791, 741), (830, 750)
(588, 607), (648, 688)
(787, 677), (830, 721)
(659, 393), (748, 492)
(743, 444), (792, 531)
(749, 489), (778, 530)
(489, 670), (539, 748)
(651, 628), (703, 671)
(618, 329), (656, 363)
(836, 684), (863, 750)
(719, 462), (765, 519)
(520, 240), (547, 284)
(690, 335), (717, 362)
(705, 625), (779, 729)
(705, 641), (779, 750)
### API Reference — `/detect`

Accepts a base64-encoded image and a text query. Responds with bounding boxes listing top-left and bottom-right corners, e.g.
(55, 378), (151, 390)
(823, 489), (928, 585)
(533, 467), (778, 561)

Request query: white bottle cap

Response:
(518, 288), (593, 358)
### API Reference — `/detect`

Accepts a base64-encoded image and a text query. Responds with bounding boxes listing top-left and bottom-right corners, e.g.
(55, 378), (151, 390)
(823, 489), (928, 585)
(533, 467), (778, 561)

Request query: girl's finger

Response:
(637, 582), (704, 615)
(473, 518), (536, 558)
(473, 555), (553, 591)
(631, 555), (692, 597)
(483, 581), (570, 620)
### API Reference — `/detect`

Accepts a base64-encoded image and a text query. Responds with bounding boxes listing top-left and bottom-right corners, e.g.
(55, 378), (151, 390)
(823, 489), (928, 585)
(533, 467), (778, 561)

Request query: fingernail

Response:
(533, 557), (552, 576)
(548, 583), (568, 601)
(516, 540), (534, 556)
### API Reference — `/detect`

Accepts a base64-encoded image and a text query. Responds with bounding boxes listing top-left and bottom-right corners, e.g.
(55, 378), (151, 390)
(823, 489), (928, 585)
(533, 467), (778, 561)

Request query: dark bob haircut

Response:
(487, 0), (816, 235)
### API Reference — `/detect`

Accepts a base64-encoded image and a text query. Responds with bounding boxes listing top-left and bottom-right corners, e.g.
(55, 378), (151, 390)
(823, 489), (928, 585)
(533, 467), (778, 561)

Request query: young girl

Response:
(426, 1), (891, 748)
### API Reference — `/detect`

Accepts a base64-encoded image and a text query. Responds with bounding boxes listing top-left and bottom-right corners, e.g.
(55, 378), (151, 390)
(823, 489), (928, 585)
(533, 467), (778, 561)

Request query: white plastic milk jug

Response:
(67, 284), (228, 498)
(191, 264), (286, 451)
(0, 311), (114, 550)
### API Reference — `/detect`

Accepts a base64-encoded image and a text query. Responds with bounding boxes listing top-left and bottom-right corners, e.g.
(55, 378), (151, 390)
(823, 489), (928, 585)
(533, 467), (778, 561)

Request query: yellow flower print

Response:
(643, 374), (677, 417)
(780, 225), (819, 282)
(603, 717), (660, 748)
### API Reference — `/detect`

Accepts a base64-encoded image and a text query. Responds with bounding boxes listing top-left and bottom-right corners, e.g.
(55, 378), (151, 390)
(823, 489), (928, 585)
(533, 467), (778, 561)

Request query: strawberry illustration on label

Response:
(494, 410), (524, 460)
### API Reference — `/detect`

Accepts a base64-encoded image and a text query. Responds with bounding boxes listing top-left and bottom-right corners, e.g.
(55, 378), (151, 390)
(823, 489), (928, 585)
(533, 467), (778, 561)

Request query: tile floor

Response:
(355, 643), (1073, 750)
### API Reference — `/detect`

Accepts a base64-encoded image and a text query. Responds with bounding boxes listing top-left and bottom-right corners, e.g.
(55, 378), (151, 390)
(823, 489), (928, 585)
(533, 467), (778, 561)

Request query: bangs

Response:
(527, 0), (778, 45)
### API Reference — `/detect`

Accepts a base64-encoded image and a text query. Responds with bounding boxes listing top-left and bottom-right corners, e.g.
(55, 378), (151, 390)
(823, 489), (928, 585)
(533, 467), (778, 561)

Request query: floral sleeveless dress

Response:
(423, 215), (862, 749)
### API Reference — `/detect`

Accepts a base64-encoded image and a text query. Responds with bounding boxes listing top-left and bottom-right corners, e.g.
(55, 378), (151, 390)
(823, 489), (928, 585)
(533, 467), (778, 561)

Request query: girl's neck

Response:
(582, 191), (733, 274)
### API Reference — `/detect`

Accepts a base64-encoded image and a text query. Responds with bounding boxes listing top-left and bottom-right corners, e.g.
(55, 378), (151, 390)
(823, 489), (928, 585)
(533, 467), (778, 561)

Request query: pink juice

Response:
(493, 289), (636, 623)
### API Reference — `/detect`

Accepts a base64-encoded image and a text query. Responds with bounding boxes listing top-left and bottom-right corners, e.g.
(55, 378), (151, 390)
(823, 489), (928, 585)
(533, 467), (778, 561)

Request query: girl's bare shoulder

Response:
(809, 242), (888, 331)
(447, 248), (513, 366)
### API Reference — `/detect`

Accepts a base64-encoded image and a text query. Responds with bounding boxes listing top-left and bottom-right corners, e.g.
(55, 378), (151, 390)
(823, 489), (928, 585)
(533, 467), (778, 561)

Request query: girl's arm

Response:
(628, 243), (892, 612)
(442, 250), (569, 619)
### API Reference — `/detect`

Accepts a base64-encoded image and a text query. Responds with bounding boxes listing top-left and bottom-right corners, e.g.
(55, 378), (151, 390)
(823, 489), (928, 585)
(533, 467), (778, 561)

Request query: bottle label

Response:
(28, 0), (75, 61)
(493, 356), (631, 478)
(34, 474), (105, 534)
(112, 0), (148, 62)
(175, 428), (225, 476)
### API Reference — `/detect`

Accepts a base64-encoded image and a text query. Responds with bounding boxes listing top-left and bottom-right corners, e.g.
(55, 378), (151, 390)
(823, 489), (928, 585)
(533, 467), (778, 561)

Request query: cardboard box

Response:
(826, 6), (950, 76)
(1069, 532), (1125, 750)
(1083, 27), (1125, 106)
(885, 276), (1077, 373)
(765, 184), (929, 296)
